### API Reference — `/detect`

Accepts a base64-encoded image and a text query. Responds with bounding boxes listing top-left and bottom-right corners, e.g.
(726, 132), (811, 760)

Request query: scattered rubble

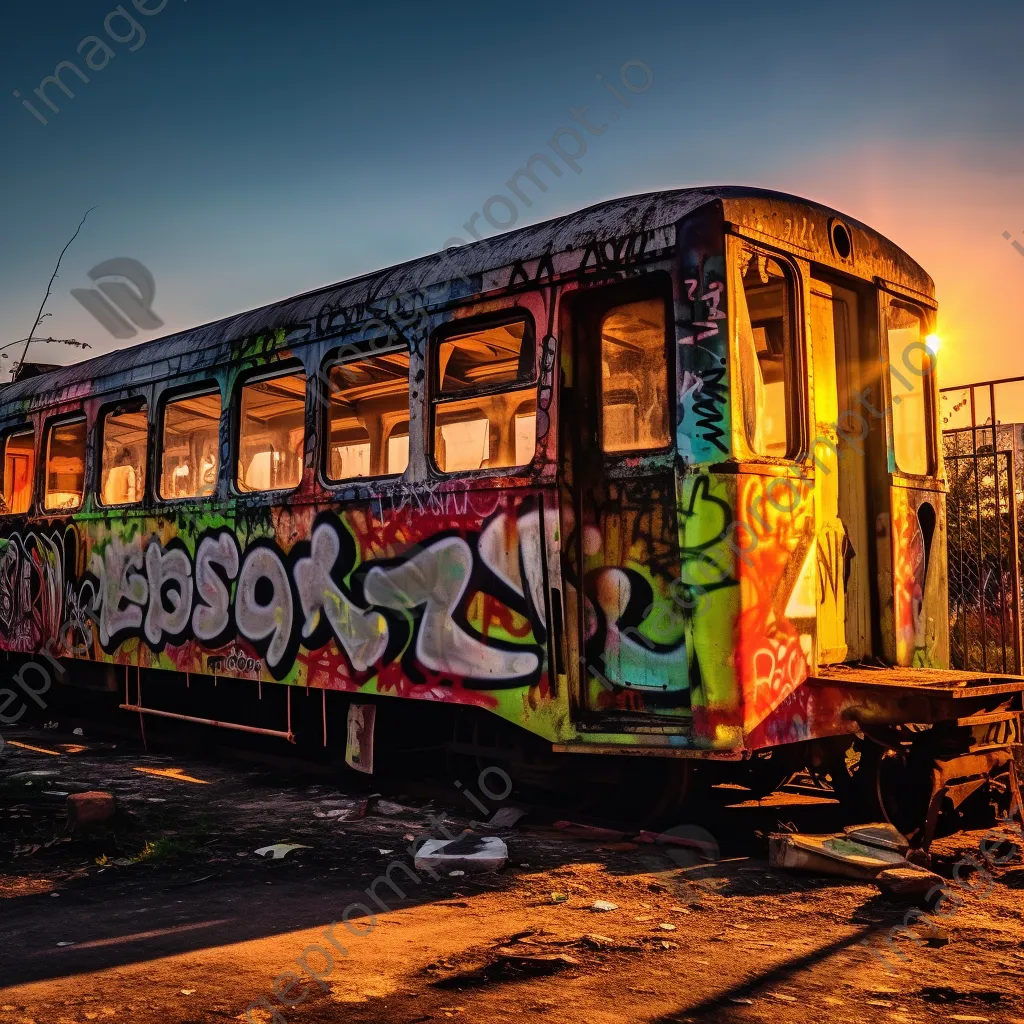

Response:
(3, 726), (1023, 1024)
(66, 791), (116, 833)
(768, 822), (953, 902)
(374, 799), (415, 817)
(313, 797), (368, 820)
(876, 865), (945, 899)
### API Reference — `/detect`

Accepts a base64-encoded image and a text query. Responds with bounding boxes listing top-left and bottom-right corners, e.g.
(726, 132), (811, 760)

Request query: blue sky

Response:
(2, 0), (1023, 384)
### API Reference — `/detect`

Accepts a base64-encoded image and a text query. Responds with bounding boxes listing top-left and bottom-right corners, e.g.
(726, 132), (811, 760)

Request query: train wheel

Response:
(873, 743), (933, 840)
(829, 737), (931, 837)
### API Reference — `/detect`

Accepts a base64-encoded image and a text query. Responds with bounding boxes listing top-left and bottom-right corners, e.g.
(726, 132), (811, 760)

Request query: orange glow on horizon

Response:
(771, 140), (1024, 392)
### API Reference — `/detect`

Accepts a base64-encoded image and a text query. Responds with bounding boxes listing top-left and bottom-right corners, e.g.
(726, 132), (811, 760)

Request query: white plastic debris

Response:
(254, 844), (311, 860)
(73, 728), (84, 736)
(414, 834), (508, 873)
(57, 941), (75, 947)
(589, 901), (619, 913)
(449, 870), (466, 877)
(378, 849), (394, 855)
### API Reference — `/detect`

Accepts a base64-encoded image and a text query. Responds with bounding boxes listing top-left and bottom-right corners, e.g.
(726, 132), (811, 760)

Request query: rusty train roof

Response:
(1, 186), (933, 409)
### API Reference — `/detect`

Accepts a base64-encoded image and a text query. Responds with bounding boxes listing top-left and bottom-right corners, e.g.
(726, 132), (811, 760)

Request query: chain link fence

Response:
(942, 381), (1024, 674)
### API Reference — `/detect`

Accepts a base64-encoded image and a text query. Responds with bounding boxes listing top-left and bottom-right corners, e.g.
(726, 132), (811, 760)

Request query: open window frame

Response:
(730, 237), (807, 464)
(42, 413), (88, 514)
(96, 396), (150, 509)
(157, 381), (224, 504)
(319, 343), (412, 488)
(231, 362), (308, 499)
(0, 423), (37, 516)
(882, 293), (937, 480)
(429, 309), (539, 477)
(595, 288), (675, 459)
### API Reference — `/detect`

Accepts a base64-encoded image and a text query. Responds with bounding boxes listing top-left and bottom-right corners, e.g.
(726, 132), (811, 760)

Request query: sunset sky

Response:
(1, 0), (1022, 397)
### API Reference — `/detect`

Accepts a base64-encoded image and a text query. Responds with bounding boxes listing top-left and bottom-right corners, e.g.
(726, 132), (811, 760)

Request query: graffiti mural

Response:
(0, 500), (564, 744)
(63, 505), (550, 690)
(0, 527), (89, 654)
(891, 490), (933, 667)
(735, 475), (816, 734)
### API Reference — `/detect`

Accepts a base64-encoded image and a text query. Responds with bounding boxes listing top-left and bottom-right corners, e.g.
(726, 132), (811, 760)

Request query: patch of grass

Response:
(133, 836), (193, 863)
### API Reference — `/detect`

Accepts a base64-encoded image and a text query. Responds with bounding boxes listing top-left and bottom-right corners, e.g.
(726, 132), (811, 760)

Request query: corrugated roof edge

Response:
(0, 185), (924, 406)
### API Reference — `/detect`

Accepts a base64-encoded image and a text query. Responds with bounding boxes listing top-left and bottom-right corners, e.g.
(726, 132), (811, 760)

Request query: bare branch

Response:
(13, 207), (97, 378)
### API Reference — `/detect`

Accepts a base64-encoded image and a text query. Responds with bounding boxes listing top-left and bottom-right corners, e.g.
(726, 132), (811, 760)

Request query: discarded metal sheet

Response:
(842, 822), (910, 855)
(768, 831), (909, 881)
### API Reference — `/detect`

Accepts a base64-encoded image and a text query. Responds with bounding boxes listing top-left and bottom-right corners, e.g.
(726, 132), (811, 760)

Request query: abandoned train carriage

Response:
(1, 187), (1021, 831)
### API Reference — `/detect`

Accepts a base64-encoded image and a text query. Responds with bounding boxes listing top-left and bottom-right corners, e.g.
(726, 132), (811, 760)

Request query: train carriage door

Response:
(809, 280), (872, 662)
(565, 283), (689, 718)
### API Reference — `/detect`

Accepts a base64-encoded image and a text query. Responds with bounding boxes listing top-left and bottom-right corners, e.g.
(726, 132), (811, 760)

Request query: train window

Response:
(432, 318), (537, 472)
(160, 390), (222, 499)
(100, 404), (148, 505)
(326, 351), (410, 480)
(44, 417), (87, 512)
(387, 421), (410, 475)
(2, 428), (35, 514)
(600, 298), (670, 452)
(438, 320), (532, 394)
(737, 248), (799, 458)
(887, 302), (931, 476)
(237, 370), (306, 493)
(435, 393), (537, 472)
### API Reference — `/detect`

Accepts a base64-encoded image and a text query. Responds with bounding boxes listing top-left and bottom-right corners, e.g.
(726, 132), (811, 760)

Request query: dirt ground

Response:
(1, 723), (1022, 1024)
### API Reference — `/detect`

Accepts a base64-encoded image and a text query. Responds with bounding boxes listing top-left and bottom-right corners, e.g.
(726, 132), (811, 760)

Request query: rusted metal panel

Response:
(809, 663), (1024, 697)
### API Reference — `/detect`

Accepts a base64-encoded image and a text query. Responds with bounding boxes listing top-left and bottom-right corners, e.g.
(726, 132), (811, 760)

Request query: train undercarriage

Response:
(33, 659), (1024, 850)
